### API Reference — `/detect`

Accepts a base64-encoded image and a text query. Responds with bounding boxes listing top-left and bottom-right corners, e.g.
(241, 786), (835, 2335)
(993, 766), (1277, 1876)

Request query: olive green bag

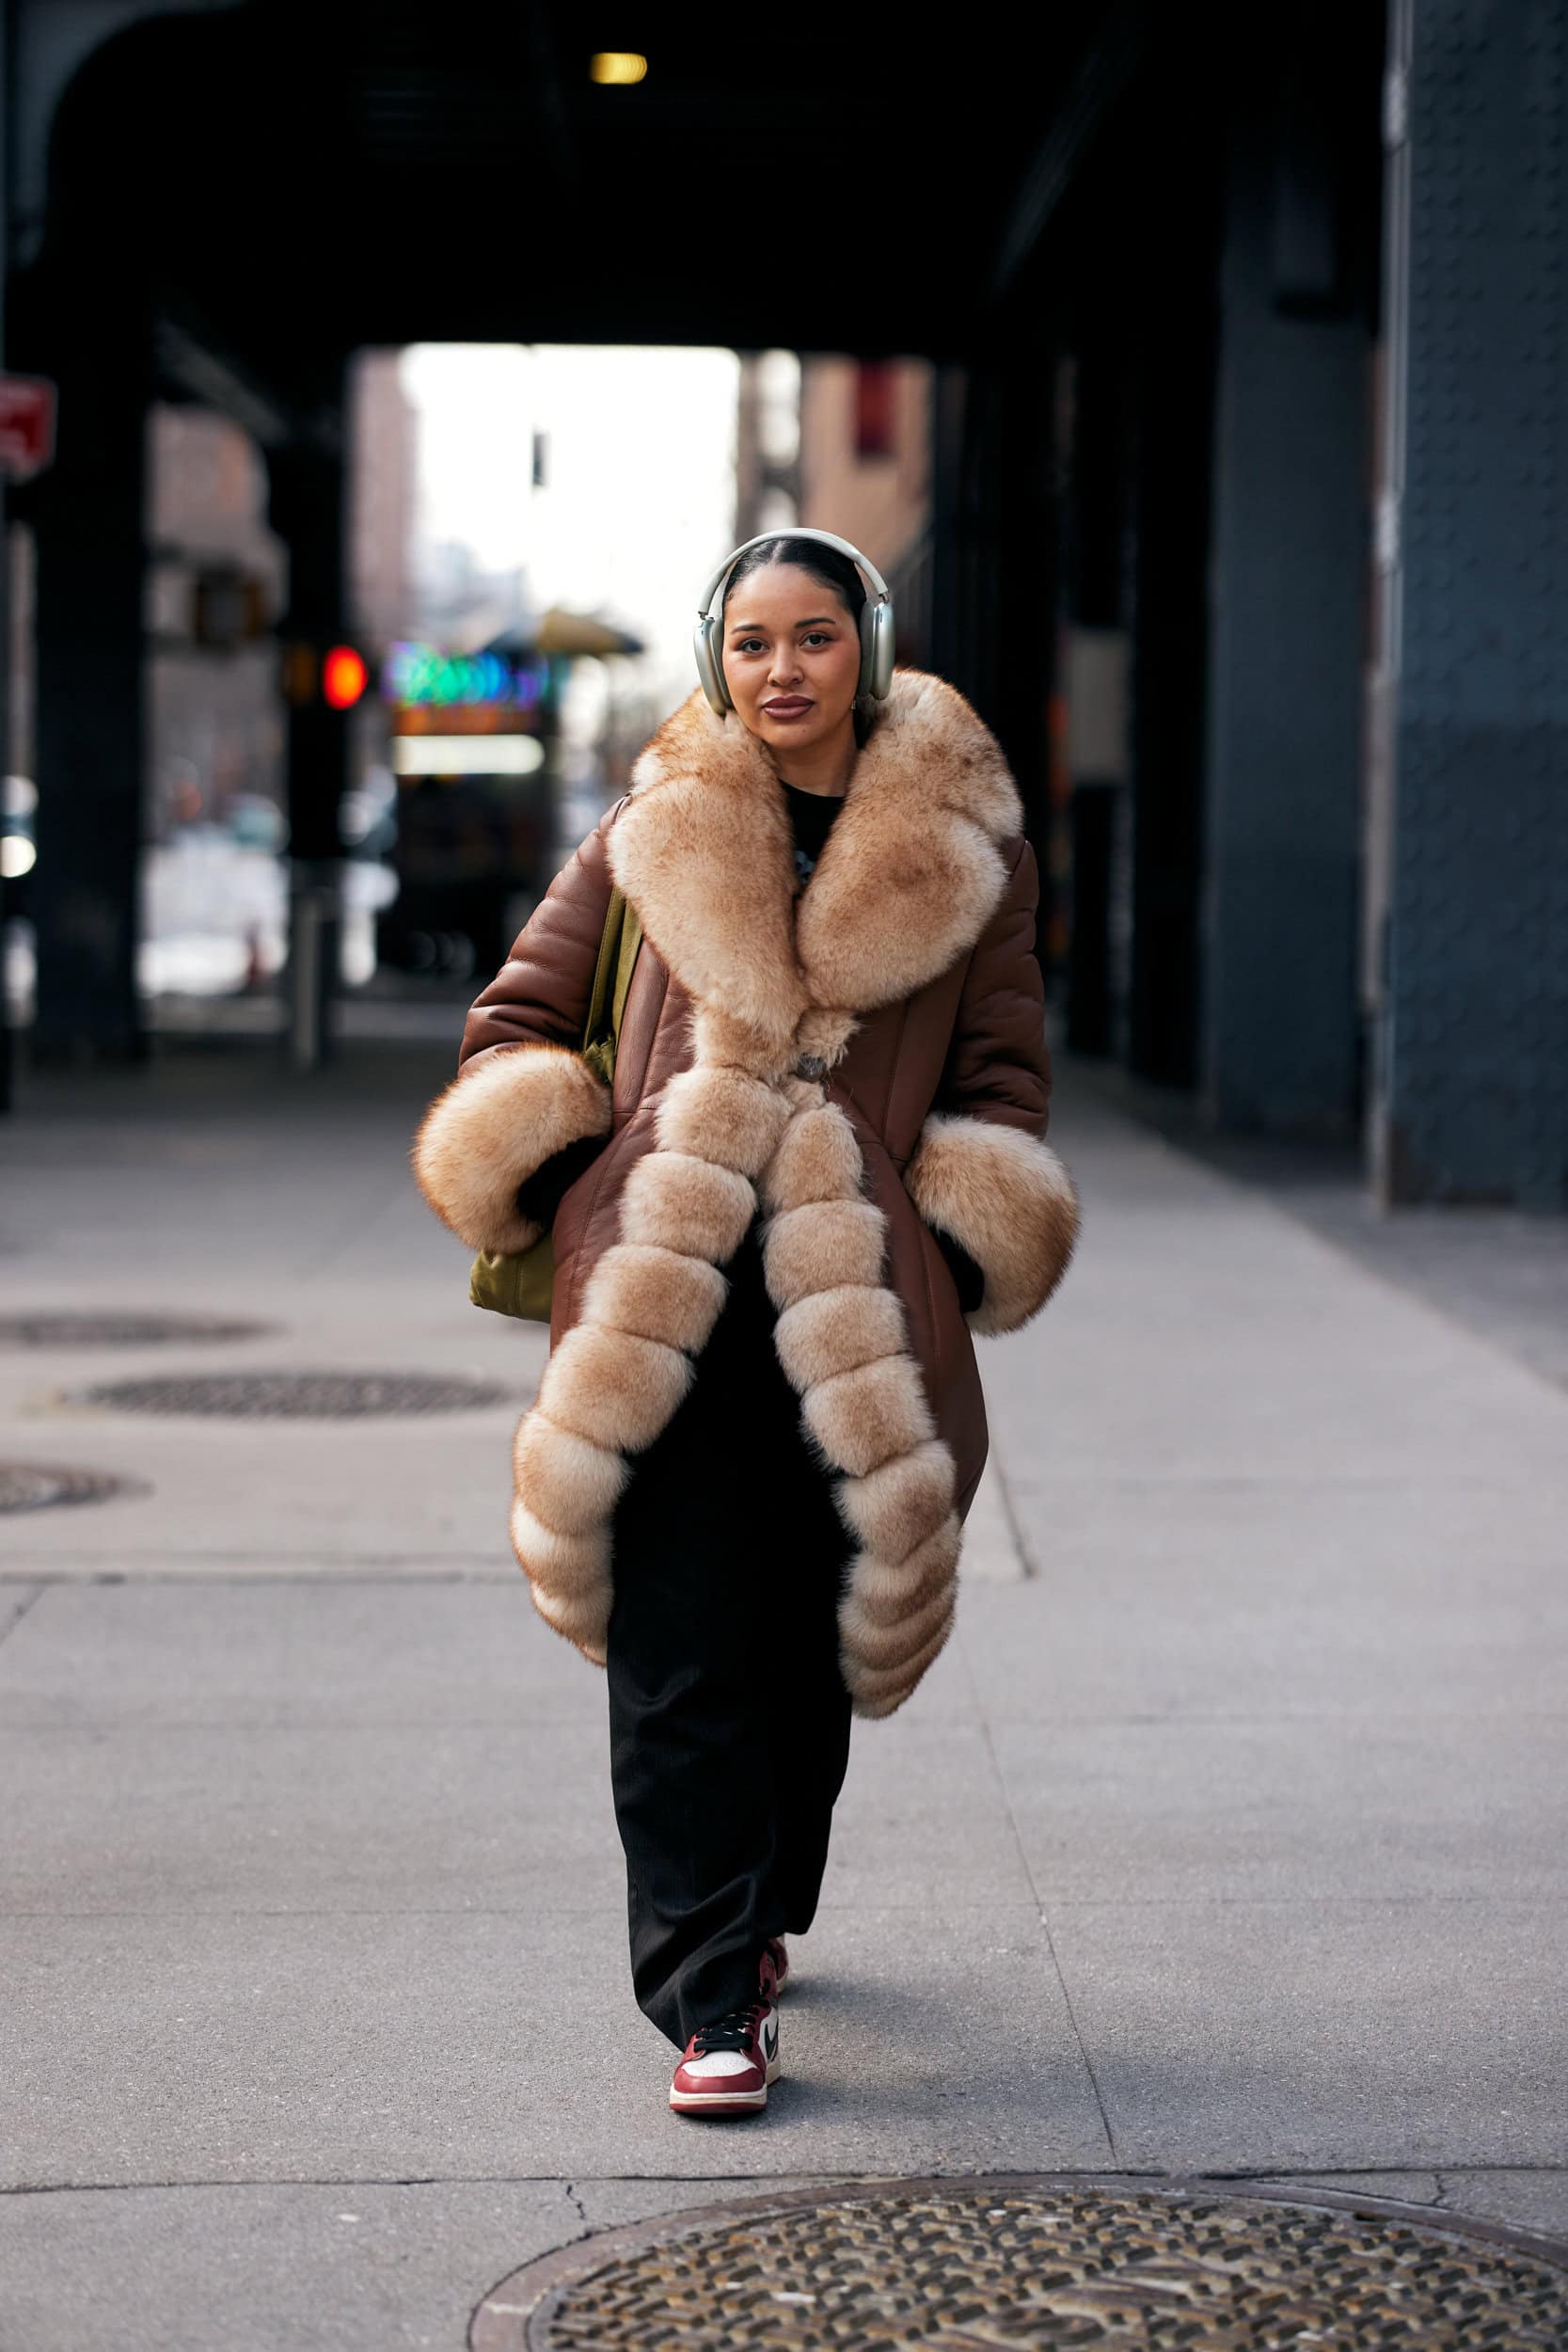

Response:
(468, 885), (642, 1323)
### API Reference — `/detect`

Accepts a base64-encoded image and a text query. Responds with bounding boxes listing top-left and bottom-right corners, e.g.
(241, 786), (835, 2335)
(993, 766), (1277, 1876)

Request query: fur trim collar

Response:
(610, 670), (1022, 1062)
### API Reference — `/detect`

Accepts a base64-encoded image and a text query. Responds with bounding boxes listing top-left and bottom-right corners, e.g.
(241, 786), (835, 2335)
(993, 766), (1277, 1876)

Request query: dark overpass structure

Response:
(5, 0), (1566, 1209)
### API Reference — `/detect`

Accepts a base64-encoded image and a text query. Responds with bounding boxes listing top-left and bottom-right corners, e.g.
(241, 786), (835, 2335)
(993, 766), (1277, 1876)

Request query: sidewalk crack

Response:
(1037, 1906), (1117, 2167)
(958, 1635), (1117, 2166)
(990, 1453), (1034, 1579)
(0, 1585), (46, 1652)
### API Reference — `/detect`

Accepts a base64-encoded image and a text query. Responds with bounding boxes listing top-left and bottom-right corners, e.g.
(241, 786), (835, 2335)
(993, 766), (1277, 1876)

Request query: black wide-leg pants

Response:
(604, 1222), (854, 2050)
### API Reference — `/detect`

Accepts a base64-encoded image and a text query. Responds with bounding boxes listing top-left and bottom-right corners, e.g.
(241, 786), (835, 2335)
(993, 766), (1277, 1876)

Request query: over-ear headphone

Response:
(694, 527), (895, 718)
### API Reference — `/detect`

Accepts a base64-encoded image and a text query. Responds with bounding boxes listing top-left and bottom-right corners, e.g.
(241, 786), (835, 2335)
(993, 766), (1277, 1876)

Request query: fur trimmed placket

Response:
(516, 1034), (963, 1718)
(414, 669), (1082, 1720)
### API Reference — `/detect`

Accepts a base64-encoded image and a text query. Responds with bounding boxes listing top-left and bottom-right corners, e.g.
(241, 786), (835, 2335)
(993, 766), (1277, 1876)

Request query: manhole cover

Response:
(0, 1312), (273, 1347)
(474, 2176), (1568, 2351)
(72, 1371), (512, 1419)
(0, 1462), (139, 1512)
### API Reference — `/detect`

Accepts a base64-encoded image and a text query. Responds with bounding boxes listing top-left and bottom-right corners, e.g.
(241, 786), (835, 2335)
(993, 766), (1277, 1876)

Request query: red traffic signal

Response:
(322, 645), (369, 710)
(282, 644), (372, 708)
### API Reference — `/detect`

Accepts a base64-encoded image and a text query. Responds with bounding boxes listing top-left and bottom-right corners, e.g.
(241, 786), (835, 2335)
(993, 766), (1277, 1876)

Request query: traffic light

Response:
(322, 645), (368, 710)
(282, 643), (370, 709)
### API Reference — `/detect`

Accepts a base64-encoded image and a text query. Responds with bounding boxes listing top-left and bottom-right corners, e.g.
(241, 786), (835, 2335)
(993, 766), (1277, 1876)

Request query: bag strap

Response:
(582, 885), (626, 1054)
(610, 899), (642, 1050)
(581, 884), (642, 1071)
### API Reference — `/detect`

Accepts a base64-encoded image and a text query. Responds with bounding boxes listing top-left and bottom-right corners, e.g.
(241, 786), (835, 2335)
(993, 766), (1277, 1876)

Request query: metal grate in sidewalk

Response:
(0, 1313), (272, 1347)
(473, 2175), (1568, 2351)
(71, 1371), (514, 1419)
(0, 1462), (140, 1512)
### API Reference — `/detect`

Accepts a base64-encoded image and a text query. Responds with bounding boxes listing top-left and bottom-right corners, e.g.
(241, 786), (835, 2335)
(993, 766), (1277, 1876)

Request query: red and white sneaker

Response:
(669, 1999), (780, 2116)
(759, 1935), (790, 2002)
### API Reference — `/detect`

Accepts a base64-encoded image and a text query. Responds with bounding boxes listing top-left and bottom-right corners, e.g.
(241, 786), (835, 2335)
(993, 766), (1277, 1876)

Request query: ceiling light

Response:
(590, 53), (647, 85)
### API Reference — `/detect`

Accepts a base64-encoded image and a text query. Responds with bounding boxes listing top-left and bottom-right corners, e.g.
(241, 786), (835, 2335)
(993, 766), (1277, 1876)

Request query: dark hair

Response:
(721, 535), (867, 625)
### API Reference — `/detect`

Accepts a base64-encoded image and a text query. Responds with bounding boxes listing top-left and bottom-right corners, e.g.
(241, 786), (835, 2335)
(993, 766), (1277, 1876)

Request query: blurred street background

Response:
(1, 3), (1567, 2347)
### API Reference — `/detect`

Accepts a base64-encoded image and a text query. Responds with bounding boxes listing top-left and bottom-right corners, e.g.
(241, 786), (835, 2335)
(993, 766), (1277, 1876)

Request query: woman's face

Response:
(721, 563), (862, 753)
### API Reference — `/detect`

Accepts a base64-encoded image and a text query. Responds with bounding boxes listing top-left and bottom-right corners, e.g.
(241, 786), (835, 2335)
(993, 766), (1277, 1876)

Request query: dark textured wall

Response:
(1386, 0), (1568, 1204)
(1201, 56), (1371, 1137)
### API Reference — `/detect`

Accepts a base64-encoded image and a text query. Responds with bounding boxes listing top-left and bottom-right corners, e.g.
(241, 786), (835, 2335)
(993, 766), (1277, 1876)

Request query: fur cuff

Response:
(412, 1044), (612, 1254)
(905, 1114), (1080, 1336)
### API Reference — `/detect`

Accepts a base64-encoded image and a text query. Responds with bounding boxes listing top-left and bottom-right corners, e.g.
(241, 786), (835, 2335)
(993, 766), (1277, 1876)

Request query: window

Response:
(853, 361), (896, 462)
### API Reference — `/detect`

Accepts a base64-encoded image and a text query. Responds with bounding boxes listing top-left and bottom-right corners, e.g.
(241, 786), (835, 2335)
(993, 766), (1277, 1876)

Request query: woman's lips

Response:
(763, 697), (814, 718)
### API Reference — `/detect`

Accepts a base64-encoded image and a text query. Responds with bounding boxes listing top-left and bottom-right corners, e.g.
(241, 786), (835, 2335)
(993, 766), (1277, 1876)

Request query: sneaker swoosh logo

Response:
(764, 2021), (779, 2060)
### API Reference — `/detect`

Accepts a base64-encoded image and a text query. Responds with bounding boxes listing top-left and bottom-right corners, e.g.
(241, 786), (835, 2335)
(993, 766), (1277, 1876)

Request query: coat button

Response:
(794, 1053), (827, 1081)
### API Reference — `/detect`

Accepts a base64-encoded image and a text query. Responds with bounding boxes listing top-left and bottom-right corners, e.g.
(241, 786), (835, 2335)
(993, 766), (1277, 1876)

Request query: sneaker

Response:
(669, 1999), (780, 2116)
(759, 1935), (791, 2002)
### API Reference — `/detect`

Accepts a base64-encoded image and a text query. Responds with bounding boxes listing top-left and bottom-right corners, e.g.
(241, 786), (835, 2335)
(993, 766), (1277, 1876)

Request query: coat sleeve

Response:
(903, 834), (1081, 1335)
(410, 815), (618, 1255)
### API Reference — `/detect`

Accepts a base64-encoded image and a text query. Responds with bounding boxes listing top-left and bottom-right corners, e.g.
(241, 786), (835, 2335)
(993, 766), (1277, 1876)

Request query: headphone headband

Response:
(697, 527), (892, 624)
(693, 527), (895, 716)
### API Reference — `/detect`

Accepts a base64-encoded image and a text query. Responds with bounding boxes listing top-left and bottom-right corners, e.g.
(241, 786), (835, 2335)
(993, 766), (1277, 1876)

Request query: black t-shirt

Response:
(780, 780), (843, 883)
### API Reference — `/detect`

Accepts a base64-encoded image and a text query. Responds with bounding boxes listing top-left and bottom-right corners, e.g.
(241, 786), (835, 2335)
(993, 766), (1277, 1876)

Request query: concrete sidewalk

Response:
(1, 1041), (1565, 2350)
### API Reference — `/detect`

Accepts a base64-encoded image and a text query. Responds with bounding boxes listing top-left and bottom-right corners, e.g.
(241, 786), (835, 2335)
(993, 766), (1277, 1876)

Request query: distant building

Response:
(736, 356), (935, 668)
(147, 406), (287, 841)
(799, 358), (931, 585)
(350, 351), (419, 654)
(734, 351), (802, 544)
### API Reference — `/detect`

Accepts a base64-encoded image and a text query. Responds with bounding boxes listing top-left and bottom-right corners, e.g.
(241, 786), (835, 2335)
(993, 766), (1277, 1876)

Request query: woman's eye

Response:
(803, 632), (832, 647)
(735, 638), (765, 654)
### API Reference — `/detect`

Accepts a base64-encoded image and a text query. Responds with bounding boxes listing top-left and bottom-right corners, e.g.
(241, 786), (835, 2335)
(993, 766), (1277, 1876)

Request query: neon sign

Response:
(383, 642), (546, 711)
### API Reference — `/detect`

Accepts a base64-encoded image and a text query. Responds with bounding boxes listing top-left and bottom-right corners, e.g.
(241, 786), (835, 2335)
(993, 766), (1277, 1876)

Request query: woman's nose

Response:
(768, 648), (802, 685)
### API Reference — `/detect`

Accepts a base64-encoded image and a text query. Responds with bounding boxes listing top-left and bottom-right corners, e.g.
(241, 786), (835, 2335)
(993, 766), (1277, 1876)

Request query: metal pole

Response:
(268, 426), (348, 1073)
(0, 0), (12, 1114)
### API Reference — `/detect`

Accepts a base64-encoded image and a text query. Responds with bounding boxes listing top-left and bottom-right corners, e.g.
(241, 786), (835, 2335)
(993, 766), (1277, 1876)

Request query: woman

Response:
(413, 530), (1080, 2118)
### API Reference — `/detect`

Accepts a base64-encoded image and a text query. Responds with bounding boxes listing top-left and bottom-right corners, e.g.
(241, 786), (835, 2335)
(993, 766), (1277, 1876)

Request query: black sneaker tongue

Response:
(694, 2010), (755, 2053)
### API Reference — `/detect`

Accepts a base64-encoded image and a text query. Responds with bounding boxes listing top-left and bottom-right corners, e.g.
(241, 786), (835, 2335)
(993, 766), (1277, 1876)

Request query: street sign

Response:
(0, 376), (56, 481)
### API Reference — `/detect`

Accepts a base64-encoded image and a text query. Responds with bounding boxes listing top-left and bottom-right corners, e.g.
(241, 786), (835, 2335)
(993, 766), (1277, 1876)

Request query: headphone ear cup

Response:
(867, 599), (895, 700)
(694, 615), (731, 714)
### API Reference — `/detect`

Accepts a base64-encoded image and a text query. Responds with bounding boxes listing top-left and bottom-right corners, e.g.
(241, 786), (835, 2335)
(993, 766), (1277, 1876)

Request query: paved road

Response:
(1, 1041), (1564, 2350)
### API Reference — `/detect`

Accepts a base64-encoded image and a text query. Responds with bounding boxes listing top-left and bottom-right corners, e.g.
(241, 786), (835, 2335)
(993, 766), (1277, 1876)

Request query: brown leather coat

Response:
(415, 670), (1080, 1716)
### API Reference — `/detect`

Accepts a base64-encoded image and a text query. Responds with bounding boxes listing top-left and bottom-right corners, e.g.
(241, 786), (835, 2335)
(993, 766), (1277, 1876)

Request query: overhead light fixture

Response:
(590, 52), (647, 85)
